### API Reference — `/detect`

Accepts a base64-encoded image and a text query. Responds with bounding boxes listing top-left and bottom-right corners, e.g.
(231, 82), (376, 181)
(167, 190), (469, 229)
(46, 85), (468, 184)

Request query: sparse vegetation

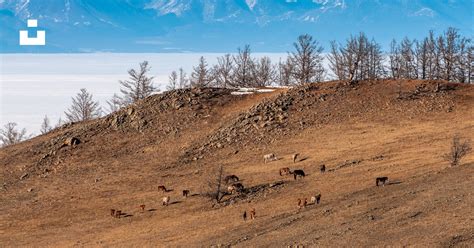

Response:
(329, 32), (385, 81)
(205, 165), (226, 203)
(118, 61), (158, 105)
(167, 70), (178, 91)
(1, 79), (473, 246)
(65, 88), (102, 123)
(443, 135), (472, 166)
(40, 115), (52, 134)
(0, 122), (29, 147)
(191, 56), (212, 88)
(290, 34), (325, 84)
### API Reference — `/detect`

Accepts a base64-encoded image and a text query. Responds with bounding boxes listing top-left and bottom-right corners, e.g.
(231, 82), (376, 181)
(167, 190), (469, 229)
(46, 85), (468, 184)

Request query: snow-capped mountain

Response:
(0, 0), (471, 52)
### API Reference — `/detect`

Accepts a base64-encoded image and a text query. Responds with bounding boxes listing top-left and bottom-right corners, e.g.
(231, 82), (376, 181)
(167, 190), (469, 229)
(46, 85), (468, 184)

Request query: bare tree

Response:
(389, 38), (418, 79)
(233, 45), (255, 87)
(205, 165), (225, 203)
(106, 93), (124, 114)
(178, 67), (189, 89)
(276, 57), (295, 86)
(389, 39), (403, 79)
(389, 28), (471, 83)
(400, 37), (418, 79)
(55, 117), (63, 128)
(443, 135), (472, 166)
(290, 34), (325, 84)
(328, 40), (346, 80)
(366, 38), (386, 79)
(167, 70), (178, 91)
(426, 30), (440, 80)
(466, 44), (474, 84)
(191, 56), (212, 88)
(252, 56), (275, 87)
(40, 115), (52, 134)
(329, 33), (384, 81)
(213, 54), (234, 88)
(119, 61), (157, 105)
(455, 37), (472, 83)
(65, 88), (102, 122)
(0, 122), (29, 147)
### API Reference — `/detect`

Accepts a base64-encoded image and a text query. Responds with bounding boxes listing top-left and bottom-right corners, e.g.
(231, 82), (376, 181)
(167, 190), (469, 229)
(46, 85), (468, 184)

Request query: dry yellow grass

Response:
(1, 80), (473, 247)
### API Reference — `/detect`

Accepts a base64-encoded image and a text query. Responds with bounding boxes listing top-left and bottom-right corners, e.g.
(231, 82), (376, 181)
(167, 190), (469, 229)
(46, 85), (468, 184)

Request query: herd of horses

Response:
(109, 153), (389, 220)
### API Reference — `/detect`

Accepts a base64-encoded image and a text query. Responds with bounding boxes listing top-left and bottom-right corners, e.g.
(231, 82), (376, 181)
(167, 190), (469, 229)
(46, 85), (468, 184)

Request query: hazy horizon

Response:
(0, 53), (289, 134)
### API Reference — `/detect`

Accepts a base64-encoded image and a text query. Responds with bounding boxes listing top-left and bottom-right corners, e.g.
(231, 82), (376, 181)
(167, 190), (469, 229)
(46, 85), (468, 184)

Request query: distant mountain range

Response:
(0, 0), (472, 53)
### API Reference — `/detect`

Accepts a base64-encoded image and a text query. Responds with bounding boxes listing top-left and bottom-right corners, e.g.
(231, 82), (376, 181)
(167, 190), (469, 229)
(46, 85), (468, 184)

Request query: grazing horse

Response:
(224, 175), (240, 184)
(249, 208), (256, 220)
(110, 209), (116, 217)
(311, 193), (321, 204)
(263, 153), (277, 163)
(162, 196), (170, 206)
(297, 198), (307, 209)
(279, 167), (291, 176)
(376, 177), (389, 186)
(182, 190), (190, 198)
(293, 170), (305, 180)
(139, 205), (145, 212)
(292, 153), (300, 163)
(158, 185), (167, 192)
(320, 164), (326, 173)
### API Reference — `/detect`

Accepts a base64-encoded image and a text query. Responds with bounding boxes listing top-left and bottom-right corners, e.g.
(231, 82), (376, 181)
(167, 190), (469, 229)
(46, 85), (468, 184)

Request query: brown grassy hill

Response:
(1, 79), (473, 247)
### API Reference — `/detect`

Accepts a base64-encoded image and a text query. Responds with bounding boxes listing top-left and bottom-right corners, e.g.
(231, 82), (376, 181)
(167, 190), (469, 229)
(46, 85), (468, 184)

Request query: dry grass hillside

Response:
(1, 79), (473, 247)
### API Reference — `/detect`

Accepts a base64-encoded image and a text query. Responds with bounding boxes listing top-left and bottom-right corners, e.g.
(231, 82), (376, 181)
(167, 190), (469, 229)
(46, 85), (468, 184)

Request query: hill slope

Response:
(1, 80), (473, 246)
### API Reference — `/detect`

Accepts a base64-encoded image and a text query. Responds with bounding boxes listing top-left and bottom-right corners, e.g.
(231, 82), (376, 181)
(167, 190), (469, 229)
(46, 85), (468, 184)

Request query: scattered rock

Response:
(64, 137), (81, 147)
(409, 211), (423, 218)
(20, 173), (29, 180)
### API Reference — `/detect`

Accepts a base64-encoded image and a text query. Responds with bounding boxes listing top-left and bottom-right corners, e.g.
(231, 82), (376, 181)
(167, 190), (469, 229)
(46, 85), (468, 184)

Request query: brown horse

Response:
(293, 170), (305, 180)
(376, 177), (389, 186)
(158, 185), (167, 192)
(279, 167), (291, 176)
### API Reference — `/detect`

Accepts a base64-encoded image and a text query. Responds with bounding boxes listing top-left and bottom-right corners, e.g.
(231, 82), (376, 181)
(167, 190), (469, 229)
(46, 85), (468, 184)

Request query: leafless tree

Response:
(119, 61), (157, 105)
(65, 88), (102, 122)
(467, 44), (474, 84)
(167, 70), (178, 91)
(290, 34), (325, 84)
(415, 38), (430, 80)
(366, 38), (386, 79)
(233, 45), (255, 87)
(252, 56), (275, 87)
(400, 37), (418, 79)
(328, 40), (346, 80)
(205, 165), (225, 203)
(213, 54), (234, 88)
(389, 28), (471, 83)
(0, 122), (29, 147)
(40, 115), (52, 134)
(276, 57), (295, 86)
(178, 67), (189, 89)
(455, 37), (472, 83)
(191, 56), (212, 88)
(389, 39), (403, 79)
(106, 93), (124, 114)
(443, 135), (472, 166)
(389, 37), (418, 79)
(55, 117), (63, 128)
(329, 33), (384, 81)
